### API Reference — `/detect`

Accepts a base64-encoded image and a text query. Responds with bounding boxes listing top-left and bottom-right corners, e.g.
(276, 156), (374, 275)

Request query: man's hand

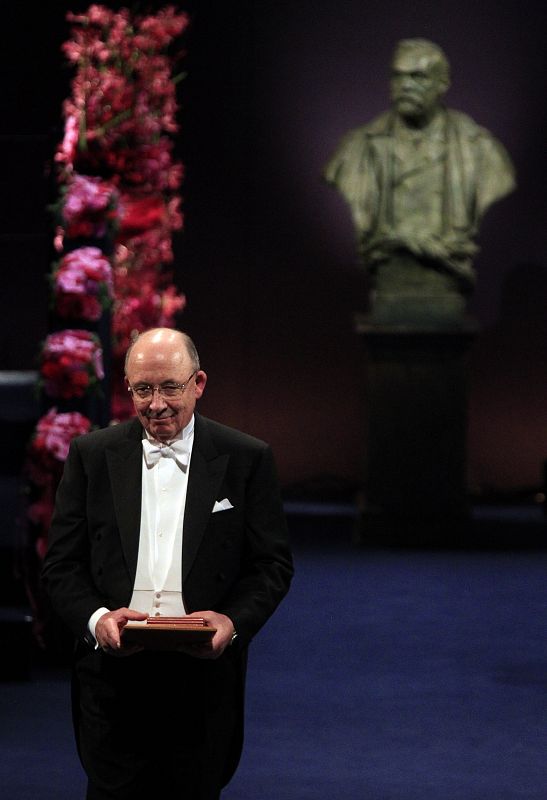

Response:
(177, 610), (236, 660)
(96, 607), (148, 656)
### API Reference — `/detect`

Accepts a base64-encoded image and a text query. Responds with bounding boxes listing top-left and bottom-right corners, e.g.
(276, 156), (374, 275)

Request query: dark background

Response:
(1, 0), (546, 496)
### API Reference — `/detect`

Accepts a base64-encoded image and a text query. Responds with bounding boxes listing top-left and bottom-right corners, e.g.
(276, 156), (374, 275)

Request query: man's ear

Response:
(194, 370), (207, 399)
(438, 75), (450, 96)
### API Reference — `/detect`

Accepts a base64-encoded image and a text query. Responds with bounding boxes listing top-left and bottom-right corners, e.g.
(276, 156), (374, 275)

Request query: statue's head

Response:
(390, 39), (450, 123)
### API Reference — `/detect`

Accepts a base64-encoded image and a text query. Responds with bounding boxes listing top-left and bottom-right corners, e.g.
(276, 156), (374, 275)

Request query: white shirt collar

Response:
(144, 414), (195, 446)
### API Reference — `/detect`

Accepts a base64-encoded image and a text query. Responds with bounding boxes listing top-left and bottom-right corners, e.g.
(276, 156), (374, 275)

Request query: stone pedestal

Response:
(355, 315), (477, 544)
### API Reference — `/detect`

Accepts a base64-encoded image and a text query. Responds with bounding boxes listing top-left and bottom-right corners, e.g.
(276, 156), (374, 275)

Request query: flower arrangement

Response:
(39, 329), (105, 399)
(52, 246), (114, 321)
(30, 407), (92, 465)
(56, 5), (186, 184)
(25, 408), (92, 558)
(52, 3), (189, 418)
(23, 4), (189, 648)
(57, 173), (119, 244)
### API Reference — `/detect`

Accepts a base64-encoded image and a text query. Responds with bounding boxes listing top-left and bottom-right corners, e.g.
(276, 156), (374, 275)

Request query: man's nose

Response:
(148, 388), (168, 410)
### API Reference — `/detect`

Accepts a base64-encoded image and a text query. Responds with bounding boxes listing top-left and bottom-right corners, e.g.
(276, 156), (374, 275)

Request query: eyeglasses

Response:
(128, 371), (197, 401)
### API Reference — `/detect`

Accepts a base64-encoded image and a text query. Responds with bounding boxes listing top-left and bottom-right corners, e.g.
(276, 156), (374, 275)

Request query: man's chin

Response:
(149, 418), (176, 440)
(395, 99), (424, 119)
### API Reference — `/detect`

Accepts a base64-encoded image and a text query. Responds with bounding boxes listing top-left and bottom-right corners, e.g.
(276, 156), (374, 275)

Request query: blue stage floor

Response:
(2, 515), (547, 799)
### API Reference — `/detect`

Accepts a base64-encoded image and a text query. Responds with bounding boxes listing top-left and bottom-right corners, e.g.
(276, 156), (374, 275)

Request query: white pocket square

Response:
(212, 498), (234, 513)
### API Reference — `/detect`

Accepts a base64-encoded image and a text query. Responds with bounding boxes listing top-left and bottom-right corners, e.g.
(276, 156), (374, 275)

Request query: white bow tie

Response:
(142, 438), (190, 469)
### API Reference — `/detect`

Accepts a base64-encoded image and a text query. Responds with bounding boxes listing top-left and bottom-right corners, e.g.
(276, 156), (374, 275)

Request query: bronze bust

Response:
(324, 39), (516, 327)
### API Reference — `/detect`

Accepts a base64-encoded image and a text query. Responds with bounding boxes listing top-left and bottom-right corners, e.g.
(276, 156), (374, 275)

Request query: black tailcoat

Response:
(42, 413), (293, 790)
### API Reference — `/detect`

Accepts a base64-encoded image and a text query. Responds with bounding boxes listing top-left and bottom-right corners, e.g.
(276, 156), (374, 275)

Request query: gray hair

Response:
(393, 38), (450, 83)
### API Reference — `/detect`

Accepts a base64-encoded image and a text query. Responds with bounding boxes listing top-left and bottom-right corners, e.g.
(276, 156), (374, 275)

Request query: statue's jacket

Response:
(324, 108), (516, 242)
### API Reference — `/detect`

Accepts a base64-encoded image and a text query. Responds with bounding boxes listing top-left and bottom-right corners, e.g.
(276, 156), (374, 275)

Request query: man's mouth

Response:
(396, 93), (421, 104)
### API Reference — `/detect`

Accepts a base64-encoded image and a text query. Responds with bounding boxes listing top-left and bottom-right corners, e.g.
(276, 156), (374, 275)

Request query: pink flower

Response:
(53, 226), (65, 253)
(55, 247), (113, 296)
(55, 113), (79, 168)
(112, 281), (185, 357)
(62, 174), (118, 224)
(40, 330), (104, 399)
(25, 407), (92, 502)
(51, 5), (188, 412)
(32, 408), (92, 462)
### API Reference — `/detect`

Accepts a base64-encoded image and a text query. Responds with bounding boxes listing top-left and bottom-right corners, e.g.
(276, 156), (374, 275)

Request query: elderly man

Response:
(42, 327), (293, 800)
(324, 38), (515, 325)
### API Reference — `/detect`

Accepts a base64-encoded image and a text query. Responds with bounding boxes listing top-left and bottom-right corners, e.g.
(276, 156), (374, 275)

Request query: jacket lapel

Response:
(105, 418), (143, 582)
(183, 415), (229, 582)
(103, 415), (229, 586)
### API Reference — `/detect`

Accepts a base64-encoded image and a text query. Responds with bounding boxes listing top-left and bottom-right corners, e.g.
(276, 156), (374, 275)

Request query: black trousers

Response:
(74, 649), (239, 800)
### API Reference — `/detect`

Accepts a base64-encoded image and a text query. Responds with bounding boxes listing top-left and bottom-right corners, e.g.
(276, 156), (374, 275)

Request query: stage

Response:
(1, 505), (547, 799)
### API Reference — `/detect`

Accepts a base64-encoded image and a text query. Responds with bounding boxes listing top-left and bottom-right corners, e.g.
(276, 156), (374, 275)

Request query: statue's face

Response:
(390, 48), (448, 122)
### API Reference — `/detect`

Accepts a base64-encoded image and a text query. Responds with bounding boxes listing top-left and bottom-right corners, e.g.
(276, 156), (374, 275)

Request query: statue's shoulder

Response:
(324, 111), (392, 181)
(339, 111), (393, 142)
(362, 110), (393, 136)
(445, 108), (498, 142)
(446, 108), (516, 197)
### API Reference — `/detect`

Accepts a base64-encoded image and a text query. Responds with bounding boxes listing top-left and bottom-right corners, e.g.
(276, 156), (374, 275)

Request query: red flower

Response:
(26, 407), (92, 485)
(53, 246), (113, 321)
(118, 195), (167, 235)
(40, 329), (104, 400)
(25, 409), (92, 567)
(61, 174), (119, 240)
(51, 5), (187, 416)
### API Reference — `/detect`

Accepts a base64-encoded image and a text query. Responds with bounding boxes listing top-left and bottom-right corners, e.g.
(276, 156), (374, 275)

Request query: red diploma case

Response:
(122, 616), (216, 650)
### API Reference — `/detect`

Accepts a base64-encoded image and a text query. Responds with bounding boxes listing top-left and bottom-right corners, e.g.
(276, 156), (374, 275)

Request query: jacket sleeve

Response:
(41, 437), (107, 640)
(215, 444), (294, 646)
